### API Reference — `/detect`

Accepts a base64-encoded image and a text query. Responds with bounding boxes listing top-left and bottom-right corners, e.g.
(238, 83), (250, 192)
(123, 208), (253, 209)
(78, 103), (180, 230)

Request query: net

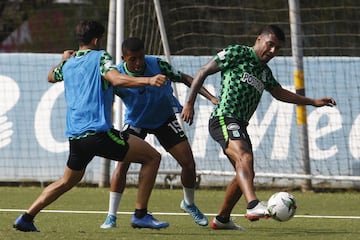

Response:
(123, 0), (360, 188)
(0, 0), (359, 188)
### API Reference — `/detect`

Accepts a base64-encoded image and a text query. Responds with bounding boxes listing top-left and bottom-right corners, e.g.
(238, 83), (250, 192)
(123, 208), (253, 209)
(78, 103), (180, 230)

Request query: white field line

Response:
(1, 209), (360, 219)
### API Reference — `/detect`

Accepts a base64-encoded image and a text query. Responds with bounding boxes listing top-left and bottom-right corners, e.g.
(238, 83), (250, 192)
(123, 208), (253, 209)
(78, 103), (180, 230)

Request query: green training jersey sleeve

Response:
(157, 58), (183, 82)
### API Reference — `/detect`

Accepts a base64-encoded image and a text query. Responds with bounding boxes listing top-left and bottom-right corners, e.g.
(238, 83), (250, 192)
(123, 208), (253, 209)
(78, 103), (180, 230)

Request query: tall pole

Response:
(99, 0), (117, 188)
(153, 0), (171, 63)
(153, 0), (184, 129)
(106, 0), (116, 58)
(116, 0), (125, 65)
(288, 0), (312, 191)
(113, 0), (125, 130)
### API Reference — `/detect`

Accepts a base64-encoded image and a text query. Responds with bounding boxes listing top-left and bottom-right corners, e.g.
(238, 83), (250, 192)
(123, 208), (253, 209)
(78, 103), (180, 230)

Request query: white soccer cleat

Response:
(245, 201), (270, 221)
(210, 218), (245, 230)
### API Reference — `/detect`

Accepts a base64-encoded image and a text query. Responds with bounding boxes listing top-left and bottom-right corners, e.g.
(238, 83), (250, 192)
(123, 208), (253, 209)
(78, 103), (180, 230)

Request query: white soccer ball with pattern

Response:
(267, 192), (297, 222)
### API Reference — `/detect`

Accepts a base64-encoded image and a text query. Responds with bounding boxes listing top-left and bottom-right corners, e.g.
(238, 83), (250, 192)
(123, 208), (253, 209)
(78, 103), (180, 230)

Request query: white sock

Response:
(108, 192), (122, 216)
(183, 187), (195, 205)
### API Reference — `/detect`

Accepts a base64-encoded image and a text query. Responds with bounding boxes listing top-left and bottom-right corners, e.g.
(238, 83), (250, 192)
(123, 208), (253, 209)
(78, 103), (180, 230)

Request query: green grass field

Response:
(0, 187), (359, 240)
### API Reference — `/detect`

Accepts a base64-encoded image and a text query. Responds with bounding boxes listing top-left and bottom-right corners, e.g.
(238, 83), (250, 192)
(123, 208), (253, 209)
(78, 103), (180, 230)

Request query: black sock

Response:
(134, 208), (147, 219)
(22, 212), (34, 222)
(247, 199), (260, 209)
(215, 215), (230, 223)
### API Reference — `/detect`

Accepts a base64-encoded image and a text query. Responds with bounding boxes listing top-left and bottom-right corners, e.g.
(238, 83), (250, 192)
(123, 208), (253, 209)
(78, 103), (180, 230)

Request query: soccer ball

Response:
(267, 192), (297, 222)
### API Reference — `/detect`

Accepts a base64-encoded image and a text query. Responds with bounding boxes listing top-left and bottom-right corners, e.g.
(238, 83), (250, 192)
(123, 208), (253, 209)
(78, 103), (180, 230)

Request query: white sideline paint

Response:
(1, 209), (360, 219)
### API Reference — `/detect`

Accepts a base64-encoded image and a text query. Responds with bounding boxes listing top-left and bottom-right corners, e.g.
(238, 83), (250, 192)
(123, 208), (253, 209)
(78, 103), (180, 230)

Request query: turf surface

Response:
(0, 187), (359, 240)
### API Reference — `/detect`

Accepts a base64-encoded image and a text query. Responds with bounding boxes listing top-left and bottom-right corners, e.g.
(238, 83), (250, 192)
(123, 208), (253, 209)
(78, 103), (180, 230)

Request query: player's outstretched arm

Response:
(270, 85), (336, 107)
(105, 70), (167, 88)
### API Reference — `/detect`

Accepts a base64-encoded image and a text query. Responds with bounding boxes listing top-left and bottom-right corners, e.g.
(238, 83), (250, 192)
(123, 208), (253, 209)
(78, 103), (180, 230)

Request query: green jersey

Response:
(211, 45), (280, 124)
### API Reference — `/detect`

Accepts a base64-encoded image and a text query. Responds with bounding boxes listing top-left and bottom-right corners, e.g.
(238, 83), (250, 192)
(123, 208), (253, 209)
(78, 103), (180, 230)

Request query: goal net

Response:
(0, 0), (359, 188)
(122, 0), (360, 188)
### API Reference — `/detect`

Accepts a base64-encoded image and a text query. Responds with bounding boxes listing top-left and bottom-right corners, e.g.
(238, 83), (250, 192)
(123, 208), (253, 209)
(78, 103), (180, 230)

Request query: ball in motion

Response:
(267, 192), (297, 222)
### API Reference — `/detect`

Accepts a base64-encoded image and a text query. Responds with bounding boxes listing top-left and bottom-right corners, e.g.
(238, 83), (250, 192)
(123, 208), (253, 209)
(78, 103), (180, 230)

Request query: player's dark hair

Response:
(75, 20), (105, 46)
(122, 37), (144, 53)
(259, 25), (285, 42)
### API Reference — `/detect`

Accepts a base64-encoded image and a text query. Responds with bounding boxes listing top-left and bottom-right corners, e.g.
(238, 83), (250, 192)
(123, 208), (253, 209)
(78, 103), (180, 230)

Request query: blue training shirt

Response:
(115, 56), (182, 129)
(62, 50), (114, 137)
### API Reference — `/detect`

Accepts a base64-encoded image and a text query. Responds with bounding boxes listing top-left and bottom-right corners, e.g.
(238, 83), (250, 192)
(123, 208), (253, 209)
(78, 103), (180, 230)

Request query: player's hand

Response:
(210, 97), (219, 105)
(61, 50), (75, 61)
(181, 102), (195, 125)
(313, 97), (336, 107)
(148, 74), (167, 87)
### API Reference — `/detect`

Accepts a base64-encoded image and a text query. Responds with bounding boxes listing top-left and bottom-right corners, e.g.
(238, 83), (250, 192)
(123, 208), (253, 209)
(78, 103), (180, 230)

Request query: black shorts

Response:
(208, 116), (252, 151)
(122, 115), (187, 151)
(67, 128), (129, 171)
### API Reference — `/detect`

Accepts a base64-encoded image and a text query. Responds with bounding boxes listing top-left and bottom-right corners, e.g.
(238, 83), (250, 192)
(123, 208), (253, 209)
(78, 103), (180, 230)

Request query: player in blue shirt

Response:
(101, 37), (218, 229)
(13, 20), (169, 232)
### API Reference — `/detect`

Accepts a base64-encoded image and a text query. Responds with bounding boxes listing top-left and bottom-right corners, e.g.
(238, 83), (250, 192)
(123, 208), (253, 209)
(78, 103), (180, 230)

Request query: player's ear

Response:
(93, 38), (99, 46)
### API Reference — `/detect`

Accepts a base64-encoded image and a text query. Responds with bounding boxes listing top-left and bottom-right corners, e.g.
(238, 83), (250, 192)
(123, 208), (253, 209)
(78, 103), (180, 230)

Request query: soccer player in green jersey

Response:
(181, 25), (336, 230)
